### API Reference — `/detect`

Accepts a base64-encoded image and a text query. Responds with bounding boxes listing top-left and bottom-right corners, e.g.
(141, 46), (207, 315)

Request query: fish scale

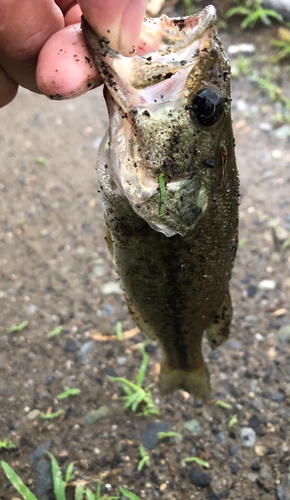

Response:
(82, 5), (239, 399)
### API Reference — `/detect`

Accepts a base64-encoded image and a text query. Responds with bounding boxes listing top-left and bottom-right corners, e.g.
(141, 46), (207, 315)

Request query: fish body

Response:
(82, 6), (239, 399)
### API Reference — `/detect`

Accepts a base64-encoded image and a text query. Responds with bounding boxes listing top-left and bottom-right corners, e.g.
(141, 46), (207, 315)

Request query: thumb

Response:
(78, 0), (147, 56)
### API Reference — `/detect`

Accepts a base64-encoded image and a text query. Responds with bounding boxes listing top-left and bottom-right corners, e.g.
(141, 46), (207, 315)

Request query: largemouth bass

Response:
(82, 5), (239, 399)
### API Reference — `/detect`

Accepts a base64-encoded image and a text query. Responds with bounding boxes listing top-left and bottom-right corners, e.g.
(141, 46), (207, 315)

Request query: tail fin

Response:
(159, 363), (211, 400)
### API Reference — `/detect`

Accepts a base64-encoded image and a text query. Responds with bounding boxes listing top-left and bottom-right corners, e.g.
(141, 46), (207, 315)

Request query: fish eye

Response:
(189, 88), (224, 127)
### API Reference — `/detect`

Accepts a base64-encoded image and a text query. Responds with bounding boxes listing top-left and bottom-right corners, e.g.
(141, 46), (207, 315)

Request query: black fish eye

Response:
(189, 88), (224, 127)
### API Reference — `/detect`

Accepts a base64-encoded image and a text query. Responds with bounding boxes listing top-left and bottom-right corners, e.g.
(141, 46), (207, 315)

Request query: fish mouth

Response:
(82, 7), (227, 238)
(82, 6), (217, 110)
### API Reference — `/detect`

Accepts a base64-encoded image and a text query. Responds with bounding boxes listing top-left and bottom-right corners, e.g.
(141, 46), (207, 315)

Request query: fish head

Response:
(83, 6), (233, 237)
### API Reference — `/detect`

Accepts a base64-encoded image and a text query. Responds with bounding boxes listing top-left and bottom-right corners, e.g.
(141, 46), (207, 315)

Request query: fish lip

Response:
(82, 5), (217, 65)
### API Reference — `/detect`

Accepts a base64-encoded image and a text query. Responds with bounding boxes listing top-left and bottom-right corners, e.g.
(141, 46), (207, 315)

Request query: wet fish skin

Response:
(82, 6), (239, 399)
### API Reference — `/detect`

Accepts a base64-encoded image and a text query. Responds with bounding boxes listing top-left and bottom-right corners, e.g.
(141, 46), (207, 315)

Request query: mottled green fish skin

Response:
(82, 7), (239, 399)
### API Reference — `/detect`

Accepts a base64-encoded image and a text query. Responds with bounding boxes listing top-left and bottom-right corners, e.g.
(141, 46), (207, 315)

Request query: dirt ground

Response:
(1, 5), (290, 500)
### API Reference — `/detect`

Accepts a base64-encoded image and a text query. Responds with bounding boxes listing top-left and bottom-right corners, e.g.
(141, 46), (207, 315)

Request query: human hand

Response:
(0, 0), (147, 107)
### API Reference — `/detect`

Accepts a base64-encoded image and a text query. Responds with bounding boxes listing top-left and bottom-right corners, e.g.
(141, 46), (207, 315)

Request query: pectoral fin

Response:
(206, 292), (232, 349)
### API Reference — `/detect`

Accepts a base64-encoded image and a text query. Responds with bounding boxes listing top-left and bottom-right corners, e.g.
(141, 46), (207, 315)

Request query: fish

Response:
(82, 5), (239, 399)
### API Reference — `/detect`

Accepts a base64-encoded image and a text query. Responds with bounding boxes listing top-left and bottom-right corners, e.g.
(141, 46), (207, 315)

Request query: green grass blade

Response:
(57, 387), (81, 399)
(75, 483), (85, 500)
(85, 488), (96, 500)
(214, 400), (233, 410)
(47, 452), (66, 500)
(116, 322), (123, 341)
(181, 457), (210, 468)
(225, 6), (250, 18)
(8, 321), (28, 333)
(136, 347), (148, 388)
(119, 487), (141, 500)
(1, 461), (38, 500)
(65, 461), (75, 483)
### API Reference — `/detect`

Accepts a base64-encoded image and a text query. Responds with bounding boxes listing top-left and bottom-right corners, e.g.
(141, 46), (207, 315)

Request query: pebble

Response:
(251, 458), (261, 471)
(277, 485), (289, 500)
(78, 341), (95, 364)
(260, 122), (272, 133)
(26, 304), (37, 315)
(255, 445), (266, 457)
(246, 473), (259, 482)
(101, 281), (123, 295)
(28, 441), (52, 469)
(228, 43), (255, 55)
(27, 409), (41, 421)
(248, 415), (261, 428)
(160, 484), (167, 492)
(64, 338), (78, 352)
(260, 465), (272, 479)
(263, 0), (290, 20)
(141, 421), (169, 450)
(83, 406), (108, 424)
(189, 468), (212, 488)
(183, 419), (201, 434)
(215, 431), (226, 447)
(278, 325), (290, 343)
(207, 490), (221, 500)
(34, 460), (53, 499)
(273, 125), (290, 141)
(258, 280), (276, 290)
(240, 427), (256, 447)
(116, 356), (127, 365)
(229, 462), (239, 475)
(247, 285), (257, 298)
(229, 444), (238, 456)
(246, 315), (258, 324)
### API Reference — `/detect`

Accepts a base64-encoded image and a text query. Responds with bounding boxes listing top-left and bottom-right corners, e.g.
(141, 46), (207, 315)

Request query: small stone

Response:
(101, 281), (123, 295)
(278, 325), (290, 343)
(78, 341), (95, 364)
(229, 462), (239, 475)
(247, 285), (257, 298)
(246, 473), (259, 482)
(141, 421), (169, 450)
(26, 304), (37, 315)
(28, 441), (52, 469)
(229, 444), (238, 456)
(248, 415), (261, 428)
(27, 409), (41, 421)
(283, 277), (290, 290)
(160, 484), (167, 492)
(246, 315), (258, 324)
(228, 43), (255, 55)
(268, 347), (277, 360)
(255, 445), (266, 457)
(213, 451), (226, 462)
(227, 340), (240, 349)
(277, 485), (289, 500)
(258, 279), (276, 290)
(189, 468), (211, 488)
(83, 406), (108, 424)
(183, 419), (201, 434)
(240, 427), (256, 447)
(272, 393), (286, 403)
(207, 489), (221, 500)
(273, 125), (290, 141)
(116, 356), (127, 365)
(251, 458), (261, 471)
(64, 338), (78, 352)
(259, 122), (272, 133)
(215, 431), (226, 447)
(260, 465), (272, 480)
(59, 450), (68, 458)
